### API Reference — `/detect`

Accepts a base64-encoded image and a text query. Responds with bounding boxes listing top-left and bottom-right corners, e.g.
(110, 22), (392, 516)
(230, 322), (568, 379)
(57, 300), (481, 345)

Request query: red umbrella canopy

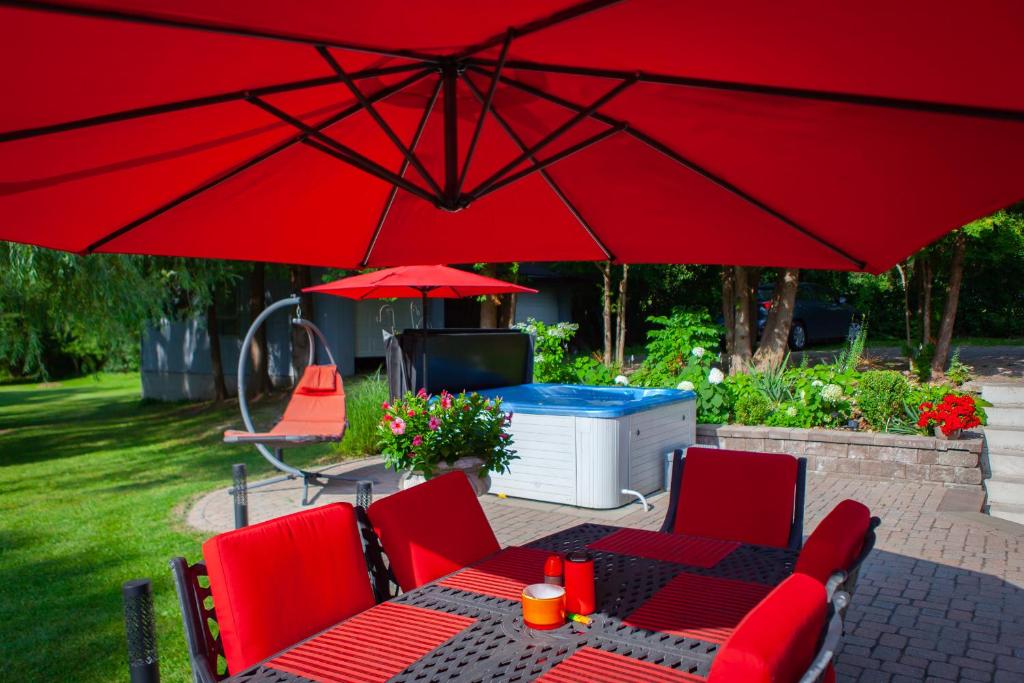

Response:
(2, 1), (1023, 273)
(304, 264), (537, 299)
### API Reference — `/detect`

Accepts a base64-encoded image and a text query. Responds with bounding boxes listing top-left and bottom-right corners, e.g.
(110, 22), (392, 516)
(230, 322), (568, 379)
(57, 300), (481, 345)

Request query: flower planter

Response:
(399, 456), (491, 496)
(934, 427), (963, 441)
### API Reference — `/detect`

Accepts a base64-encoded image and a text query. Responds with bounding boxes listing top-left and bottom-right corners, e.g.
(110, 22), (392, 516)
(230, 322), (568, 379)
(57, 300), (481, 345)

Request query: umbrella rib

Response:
(3, 0), (441, 63)
(456, 30), (514, 197)
(0, 63), (426, 144)
(465, 75), (637, 200)
(362, 77), (443, 267)
(470, 67), (867, 270)
(84, 70), (431, 254)
(455, 0), (624, 60)
(461, 73), (614, 260)
(469, 124), (625, 201)
(246, 95), (440, 205)
(465, 58), (1024, 123)
(316, 46), (445, 199)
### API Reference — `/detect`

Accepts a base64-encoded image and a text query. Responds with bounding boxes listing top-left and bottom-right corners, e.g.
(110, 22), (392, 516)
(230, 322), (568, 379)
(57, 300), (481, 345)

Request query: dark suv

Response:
(757, 282), (858, 350)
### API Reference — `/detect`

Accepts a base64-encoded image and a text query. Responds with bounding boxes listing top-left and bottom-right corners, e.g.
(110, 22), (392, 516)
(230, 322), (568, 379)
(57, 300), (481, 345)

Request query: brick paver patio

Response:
(188, 460), (1024, 681)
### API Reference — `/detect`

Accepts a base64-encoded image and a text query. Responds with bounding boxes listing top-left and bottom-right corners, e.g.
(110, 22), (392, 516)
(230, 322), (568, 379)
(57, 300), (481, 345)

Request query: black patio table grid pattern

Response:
(226, 523), (798, 683)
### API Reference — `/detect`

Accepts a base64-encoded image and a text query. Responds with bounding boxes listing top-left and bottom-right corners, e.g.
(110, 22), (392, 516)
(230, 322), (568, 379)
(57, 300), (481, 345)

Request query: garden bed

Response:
(696, 424), (984, 488)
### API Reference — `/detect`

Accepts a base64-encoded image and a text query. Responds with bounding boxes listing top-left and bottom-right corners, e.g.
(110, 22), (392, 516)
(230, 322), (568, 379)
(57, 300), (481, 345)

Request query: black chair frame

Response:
(169, 557), (224, 683)
(660, 447), (807, 551)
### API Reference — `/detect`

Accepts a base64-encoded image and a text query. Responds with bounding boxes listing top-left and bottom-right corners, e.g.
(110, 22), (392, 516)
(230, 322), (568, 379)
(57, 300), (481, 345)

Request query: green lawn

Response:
(0, 374), (348, 681)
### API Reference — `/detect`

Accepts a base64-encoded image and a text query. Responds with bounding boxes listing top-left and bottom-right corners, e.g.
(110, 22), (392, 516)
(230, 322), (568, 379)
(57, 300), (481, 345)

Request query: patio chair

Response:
(661, 447), (807, 550)
(795, 499), (881, 600)
(170, 503), (376, 680)
(367, 471), (500, 592)
(708, 572), (847, 683)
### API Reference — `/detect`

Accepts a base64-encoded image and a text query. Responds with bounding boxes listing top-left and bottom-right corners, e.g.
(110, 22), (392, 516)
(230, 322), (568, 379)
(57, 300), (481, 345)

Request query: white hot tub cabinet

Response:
(478, 384), (696, 508)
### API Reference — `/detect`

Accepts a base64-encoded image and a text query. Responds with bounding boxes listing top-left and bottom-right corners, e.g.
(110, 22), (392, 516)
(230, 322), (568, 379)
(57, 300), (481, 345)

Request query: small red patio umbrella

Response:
(304, 264), (537, 388)
(1, 2), (1023, 273)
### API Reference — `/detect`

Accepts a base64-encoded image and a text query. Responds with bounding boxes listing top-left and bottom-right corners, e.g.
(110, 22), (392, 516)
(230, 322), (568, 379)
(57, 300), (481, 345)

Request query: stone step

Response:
(988, 449), (1024, 477)
(981, 385), (1024, 405)
(982, 425), (1024, 452)
(988, 501), (1024, 526)
(985, 405), (1024, 428)
(985, 474), (1024, 504)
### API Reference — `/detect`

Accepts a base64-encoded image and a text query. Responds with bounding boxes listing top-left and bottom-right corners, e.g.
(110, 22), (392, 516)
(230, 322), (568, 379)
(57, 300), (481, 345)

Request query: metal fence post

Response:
(356, 480), (373, 509)
(122, 578), (160, 683)
(231, 463), (248, 529)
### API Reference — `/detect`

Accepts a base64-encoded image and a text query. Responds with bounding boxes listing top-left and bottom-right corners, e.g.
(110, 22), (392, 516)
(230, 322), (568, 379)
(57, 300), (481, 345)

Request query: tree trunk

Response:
(721, 267), (736, 371)
(598, 262), (612, 365)
(752, 268), (799, 370)
(479, 264), (498, 328)
(614, 264), (629, 366)
(289, 266), (314, 379)
(921, 255), (933, 345)
(248, 263), (273, 396)
(729, 266), (753, 373)
(895, 262), (912, 350)
(931, 233), (967, 375)
(503, 293), (518, 328)
(207, 295), (228, 402)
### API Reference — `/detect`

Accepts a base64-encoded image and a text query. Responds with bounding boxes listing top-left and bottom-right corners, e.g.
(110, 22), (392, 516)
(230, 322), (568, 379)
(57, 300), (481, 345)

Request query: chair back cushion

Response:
(795, 499), (872, 583)
(203, 503), (375, 673)
(368, 471), (500, 591)
(709, 573), (827, 682)
(673, 447), (798, 548)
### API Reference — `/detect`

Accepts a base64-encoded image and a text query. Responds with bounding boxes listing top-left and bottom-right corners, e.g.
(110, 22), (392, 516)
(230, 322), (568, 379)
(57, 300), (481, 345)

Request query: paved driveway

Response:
(189, 460), (1024, 681)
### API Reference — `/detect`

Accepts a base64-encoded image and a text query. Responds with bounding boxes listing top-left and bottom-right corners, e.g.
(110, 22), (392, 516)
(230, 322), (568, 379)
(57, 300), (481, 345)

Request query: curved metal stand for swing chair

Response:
(223, 296), (372, 506)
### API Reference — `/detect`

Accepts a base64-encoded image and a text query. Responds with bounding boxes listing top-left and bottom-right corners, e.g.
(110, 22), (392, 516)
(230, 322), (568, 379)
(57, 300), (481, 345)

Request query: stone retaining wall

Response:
(696, 424), (984, 488)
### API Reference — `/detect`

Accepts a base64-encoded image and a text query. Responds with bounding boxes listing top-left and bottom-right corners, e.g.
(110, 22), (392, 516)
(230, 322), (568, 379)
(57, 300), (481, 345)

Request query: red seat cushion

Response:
(795, 499), (872, 583)
(708, 573), (827, 682)
(202, 503), (375, 674)
(368, 471), (500, 591)
(673, 448), (798, 548)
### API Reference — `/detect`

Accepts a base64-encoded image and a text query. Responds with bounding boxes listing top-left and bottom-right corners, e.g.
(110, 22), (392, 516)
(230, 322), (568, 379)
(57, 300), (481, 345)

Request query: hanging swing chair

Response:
(224, 295), (365, 505)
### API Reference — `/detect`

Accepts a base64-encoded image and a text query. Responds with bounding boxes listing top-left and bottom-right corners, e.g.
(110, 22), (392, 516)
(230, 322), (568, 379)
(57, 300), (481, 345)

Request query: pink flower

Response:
(429, 416), (441, 431)
(390, 418), (405, 435)
(462, 405), (470, 412)
(407, 409), (416, 417)
(500, 433), (511, 440)
(417, 388), (428, 398)
(440, 392), (453, 409)
(411, 434), (423, 446)
(504, 412), (513, 424)
(381, 402), (390, 410)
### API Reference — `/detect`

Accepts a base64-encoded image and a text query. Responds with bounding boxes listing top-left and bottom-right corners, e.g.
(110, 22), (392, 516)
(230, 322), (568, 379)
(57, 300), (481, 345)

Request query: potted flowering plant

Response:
(378, 388), (517, 495)
(916, 394), (981, 439)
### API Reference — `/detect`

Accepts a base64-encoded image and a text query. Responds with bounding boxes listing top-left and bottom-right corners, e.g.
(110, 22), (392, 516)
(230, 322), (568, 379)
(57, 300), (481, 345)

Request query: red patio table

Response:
(222, 523), (797, 682)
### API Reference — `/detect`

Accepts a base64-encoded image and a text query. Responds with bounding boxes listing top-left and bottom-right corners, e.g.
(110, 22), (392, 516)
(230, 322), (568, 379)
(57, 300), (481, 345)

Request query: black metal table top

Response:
(227, 523), (797, 683)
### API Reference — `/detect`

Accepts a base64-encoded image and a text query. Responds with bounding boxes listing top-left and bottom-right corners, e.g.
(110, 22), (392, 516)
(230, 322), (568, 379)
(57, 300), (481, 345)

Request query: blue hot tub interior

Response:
(475, 383), (695, 418)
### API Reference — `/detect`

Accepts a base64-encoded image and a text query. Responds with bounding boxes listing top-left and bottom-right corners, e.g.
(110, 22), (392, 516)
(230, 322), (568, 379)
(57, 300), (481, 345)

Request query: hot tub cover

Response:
(476, 383), (694, 418)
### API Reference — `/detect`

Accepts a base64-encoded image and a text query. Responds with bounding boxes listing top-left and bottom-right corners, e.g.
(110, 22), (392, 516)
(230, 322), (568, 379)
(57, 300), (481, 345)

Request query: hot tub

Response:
(475, 383), (696, 509)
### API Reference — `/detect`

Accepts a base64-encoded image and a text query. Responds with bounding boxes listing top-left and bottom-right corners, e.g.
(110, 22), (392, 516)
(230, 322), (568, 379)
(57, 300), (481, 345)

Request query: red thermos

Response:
(543, 554), (564, 586)
(564, 550), (595, 615)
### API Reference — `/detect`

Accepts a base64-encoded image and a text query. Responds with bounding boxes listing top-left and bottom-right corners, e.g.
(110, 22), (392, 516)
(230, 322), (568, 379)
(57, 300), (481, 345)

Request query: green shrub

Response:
(630, 309), (722, 387)
(735, 390), (772, 425)
(856, 370), (910, 429)
(571, 355), (616, 385)
(334, 370), (389, 456)
(514, 318), (580, 383)
(946, 348), (972, 386)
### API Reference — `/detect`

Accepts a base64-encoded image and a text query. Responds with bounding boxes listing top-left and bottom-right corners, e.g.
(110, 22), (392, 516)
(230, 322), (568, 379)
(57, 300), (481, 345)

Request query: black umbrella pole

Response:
(122, 579), (160, 683)
(421, 291), (429, 393)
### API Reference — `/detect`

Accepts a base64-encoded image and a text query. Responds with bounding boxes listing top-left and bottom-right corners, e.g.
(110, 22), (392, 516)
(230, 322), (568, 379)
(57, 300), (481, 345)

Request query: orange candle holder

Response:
(521, 583), (565, 630)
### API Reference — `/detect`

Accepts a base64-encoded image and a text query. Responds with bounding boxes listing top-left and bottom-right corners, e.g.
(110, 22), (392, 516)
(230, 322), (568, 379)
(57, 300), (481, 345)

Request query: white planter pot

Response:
(399, 457), (492, 496)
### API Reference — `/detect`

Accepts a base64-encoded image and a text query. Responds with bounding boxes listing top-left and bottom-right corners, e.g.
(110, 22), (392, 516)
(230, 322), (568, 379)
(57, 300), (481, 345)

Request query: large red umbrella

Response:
(1, 2), (1022, 273)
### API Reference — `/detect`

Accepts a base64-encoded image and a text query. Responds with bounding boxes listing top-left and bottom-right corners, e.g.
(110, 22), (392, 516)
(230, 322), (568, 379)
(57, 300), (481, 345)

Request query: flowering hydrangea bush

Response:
(377, 389), (517, 478)
(917, 394), (981, 436)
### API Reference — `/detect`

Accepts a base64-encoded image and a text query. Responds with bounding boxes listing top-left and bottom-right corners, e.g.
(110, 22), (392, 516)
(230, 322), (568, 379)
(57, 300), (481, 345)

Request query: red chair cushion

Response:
(795, 499), (872, 583)
(368, 471), (500, 591)
(202, 503), (375, 674)
(295, 364), (338, 394)
(673, 448), (798, 548)
(708, 573), (827, 683)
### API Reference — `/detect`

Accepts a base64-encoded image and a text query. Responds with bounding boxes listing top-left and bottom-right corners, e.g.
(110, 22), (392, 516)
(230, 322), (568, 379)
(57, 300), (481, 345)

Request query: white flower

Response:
(799, 389), (807, 401)
(821, 384), (843, 403)
(677, 380), (695, 391)
(614, 375), (629, 386)
(526, 324), (537, 335)
(811, 380), (824, 387)
(534, 353), (544, 363)
(691, 346), (705, 358)
(786, 405), (798, 417)
(708, 368), (725, 385)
